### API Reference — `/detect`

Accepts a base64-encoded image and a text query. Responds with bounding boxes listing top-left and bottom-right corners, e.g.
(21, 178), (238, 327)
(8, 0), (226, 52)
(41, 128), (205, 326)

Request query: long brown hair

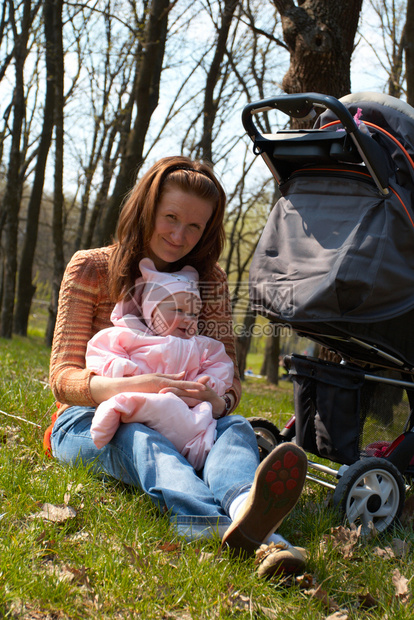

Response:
(108, 156), (226, 301)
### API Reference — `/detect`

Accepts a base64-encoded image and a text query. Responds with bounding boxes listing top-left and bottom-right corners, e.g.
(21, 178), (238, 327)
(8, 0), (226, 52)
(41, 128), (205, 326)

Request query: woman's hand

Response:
(159, 375), (229, 418)
(89, 371), (207, 405)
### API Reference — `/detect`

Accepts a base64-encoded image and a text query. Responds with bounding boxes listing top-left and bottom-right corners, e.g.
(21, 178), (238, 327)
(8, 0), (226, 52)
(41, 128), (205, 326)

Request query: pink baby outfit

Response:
(85, 259), (234, 470)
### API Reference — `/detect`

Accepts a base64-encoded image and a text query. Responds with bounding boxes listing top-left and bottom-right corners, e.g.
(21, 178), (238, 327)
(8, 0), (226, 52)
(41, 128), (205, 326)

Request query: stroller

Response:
(243, 91), (414, 534)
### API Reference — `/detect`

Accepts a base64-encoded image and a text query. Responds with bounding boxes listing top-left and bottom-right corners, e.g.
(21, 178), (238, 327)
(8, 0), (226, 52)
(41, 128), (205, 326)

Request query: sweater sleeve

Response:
(198, 264), (242, 410)
(49, 249), (114, 407)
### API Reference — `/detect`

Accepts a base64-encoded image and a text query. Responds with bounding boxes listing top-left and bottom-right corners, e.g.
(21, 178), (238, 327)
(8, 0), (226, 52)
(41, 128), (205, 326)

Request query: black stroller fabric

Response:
(288, 355), (365, 465)
(249, 93), (414, 366)
(251, 172), (414, 322)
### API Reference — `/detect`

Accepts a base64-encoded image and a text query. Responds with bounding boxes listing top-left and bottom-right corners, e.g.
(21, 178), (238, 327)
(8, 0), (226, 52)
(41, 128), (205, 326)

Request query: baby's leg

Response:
(90, 392), (148, 448)
(179, 402), (217, 470)
(91, 400), (123, 448)
(123, 393), (214, 450)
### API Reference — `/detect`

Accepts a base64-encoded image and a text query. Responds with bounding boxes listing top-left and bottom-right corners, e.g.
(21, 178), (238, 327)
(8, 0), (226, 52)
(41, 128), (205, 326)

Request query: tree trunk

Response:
(1, 120), (22, 338)
(260, 329), (280, 385)
(72, 22), (131, 253)
(14, 0), (56, 335)
(235, 311), (256, 380)
(0, 0), (32, 338)
(406, 0), (414, 106)
(96, 0), (171, 246)
(0, 105), (12, 180)
(45, 0), (65, 347)
(87, 117), (127, 248)
(199, 0), (239, 162)
(73, 125), (100, 253)
(273, 0), (363, 100)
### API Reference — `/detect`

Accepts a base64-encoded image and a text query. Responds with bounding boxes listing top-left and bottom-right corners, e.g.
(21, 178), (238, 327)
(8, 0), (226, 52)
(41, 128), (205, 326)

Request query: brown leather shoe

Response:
(255, 542), (307, 578)
(220, 443), (307, 556)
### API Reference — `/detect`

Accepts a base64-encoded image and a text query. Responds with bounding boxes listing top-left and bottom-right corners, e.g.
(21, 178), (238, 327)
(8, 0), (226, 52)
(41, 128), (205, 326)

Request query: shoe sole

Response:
(221, 443), (307, 556)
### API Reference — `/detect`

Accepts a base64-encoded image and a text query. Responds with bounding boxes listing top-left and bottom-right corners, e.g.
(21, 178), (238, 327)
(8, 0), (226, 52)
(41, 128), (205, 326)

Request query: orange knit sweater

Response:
(49, 245), (241, 415)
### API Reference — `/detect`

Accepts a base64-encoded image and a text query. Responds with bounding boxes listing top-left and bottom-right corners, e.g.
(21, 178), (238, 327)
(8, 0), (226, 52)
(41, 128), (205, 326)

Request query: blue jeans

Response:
(51, 407), (260, 540)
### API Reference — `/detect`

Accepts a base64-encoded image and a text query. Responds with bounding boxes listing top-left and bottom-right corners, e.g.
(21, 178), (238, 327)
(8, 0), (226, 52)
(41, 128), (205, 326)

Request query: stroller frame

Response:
(244, 92), (414, 534)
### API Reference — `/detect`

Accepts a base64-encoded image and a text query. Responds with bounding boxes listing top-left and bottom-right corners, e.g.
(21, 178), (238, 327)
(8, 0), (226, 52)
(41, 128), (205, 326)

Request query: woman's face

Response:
(148, 187), (214, 270)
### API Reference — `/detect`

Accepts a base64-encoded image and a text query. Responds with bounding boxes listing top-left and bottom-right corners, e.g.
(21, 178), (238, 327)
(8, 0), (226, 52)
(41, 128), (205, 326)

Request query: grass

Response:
(1, 335), (414, 618)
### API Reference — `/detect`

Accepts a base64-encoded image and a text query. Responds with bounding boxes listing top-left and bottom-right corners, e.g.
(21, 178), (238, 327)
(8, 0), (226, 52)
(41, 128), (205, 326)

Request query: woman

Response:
(47, 155), (308, 578)
(85, 258), (234, 469)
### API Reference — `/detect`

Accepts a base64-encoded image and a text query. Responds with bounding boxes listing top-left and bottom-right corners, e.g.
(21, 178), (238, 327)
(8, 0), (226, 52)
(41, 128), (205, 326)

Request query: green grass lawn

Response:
(1, 335), (414, 618)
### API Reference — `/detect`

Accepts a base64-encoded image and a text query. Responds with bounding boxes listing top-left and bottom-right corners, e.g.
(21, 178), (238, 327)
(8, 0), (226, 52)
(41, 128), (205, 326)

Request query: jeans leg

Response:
(202, 414), (260, 515)
(51, 406), (243, 539)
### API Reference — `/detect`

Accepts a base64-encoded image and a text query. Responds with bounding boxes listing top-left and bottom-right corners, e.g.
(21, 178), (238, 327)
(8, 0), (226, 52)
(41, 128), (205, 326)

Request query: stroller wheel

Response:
(248, 417), (280, 461)
(332, 457), (405, 535)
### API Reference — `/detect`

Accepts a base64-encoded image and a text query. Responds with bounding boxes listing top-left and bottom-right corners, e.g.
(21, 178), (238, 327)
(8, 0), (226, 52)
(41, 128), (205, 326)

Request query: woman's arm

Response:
(49, 248), (114, 407)
(89, 372), (206, 405)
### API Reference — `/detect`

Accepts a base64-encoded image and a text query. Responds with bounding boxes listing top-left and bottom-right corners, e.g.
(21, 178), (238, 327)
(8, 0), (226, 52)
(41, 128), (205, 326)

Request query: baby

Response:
(85, 258), (234, 470)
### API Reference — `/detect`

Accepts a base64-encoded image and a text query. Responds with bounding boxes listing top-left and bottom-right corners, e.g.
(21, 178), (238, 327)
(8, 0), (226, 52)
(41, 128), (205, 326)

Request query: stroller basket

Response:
(286, 355), (412, 466)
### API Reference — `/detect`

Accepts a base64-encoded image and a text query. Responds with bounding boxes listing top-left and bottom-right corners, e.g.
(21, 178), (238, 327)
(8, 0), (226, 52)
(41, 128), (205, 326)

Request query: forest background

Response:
(0, 0), (413, 379)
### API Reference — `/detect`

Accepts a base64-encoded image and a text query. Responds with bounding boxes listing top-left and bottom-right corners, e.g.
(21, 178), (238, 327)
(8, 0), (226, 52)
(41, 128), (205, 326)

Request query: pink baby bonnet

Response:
(110, 258), (200, 330)
(140, 258), (201, 322)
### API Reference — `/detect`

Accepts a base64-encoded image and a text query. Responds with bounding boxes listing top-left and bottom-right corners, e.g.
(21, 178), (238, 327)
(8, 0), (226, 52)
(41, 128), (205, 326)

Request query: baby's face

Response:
(151, 292), (201, 338)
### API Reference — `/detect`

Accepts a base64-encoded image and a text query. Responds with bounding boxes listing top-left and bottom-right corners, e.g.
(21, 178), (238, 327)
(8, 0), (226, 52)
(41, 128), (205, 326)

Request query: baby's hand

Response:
(159, 374), (210, 405)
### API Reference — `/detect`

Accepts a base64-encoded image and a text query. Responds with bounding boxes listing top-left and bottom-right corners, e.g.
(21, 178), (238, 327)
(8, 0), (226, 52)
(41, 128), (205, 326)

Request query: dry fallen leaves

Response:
(9, 599), (66, 619)
(123, 543), (149, 571)
(297, 574), (342, 613)
(224, 589), (251, 613)
(64, 482), (84, 508)
(196, 550), (216, 563)
(31, 503), (77, 523)
(390, 537), (411, 558)
(222, 585), (282, 619)
(319, 524), (362, 559)
(373, 538), (411, 560)
(298, 573), (378, 618)
(162, 612), (193, 620)
(0, 425), (23, 447)
(304, 584), (340, 613)
(373, 546), (395, 560)
(392, 569), (412, 605)
(64, 565), (91, 588)
(296, 573), (314, 589)
(155, 541), (181, 553)
(357, 591), (379, 609)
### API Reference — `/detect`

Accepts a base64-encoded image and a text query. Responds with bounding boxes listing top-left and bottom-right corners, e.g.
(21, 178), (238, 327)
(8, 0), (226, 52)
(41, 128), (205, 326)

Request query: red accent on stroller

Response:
(244, 92), (414, 534)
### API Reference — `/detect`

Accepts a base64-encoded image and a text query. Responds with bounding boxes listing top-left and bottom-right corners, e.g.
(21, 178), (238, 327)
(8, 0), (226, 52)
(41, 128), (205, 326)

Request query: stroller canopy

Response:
(249, 92), (414, 326)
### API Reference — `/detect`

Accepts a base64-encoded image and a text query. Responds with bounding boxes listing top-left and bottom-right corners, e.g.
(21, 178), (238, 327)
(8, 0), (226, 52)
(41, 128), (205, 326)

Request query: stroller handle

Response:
(242, 93), (358, 134)
(242, 93), (389, 195)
